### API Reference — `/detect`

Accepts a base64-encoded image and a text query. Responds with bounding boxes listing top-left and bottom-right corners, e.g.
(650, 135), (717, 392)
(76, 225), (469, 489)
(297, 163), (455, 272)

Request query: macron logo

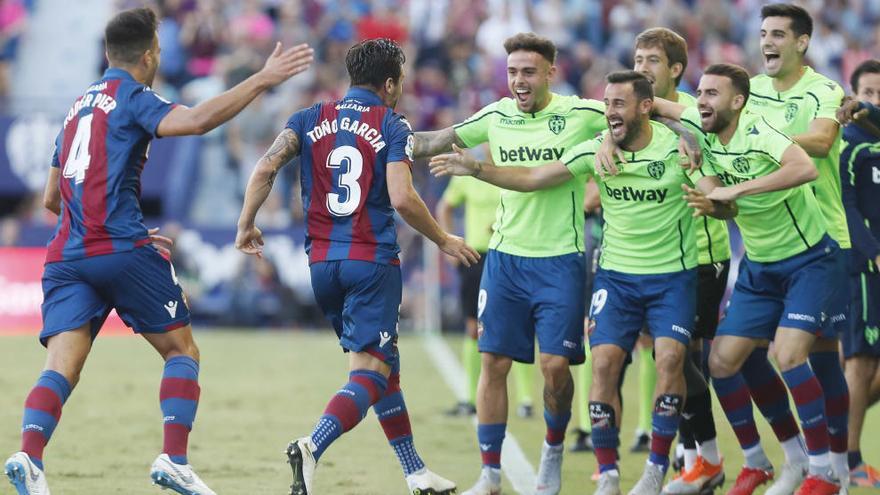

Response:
(379, 331), (392, 348)
(480, 443), (492, 451)
(165, 300), (178, 318)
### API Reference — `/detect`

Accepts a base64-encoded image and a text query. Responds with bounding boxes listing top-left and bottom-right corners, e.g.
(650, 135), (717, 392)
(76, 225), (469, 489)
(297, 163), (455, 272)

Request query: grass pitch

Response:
(1, 330), (878, 494)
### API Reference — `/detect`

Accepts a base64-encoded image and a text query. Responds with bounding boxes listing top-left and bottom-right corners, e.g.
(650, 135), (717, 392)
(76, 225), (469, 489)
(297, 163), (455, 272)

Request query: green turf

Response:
(0, 331), (877, 494)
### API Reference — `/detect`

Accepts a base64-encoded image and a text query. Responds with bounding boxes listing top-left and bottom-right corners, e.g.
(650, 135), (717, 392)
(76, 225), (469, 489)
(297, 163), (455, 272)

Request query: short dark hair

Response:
(105, 7), (159, 66)
(703, 63), (751, 104)
(761, 3), (813, 38)
(850, 59), (880, 93)
(635, 28), (689, 85)
(606, 70), (654, 101)
(503, 32), (557, 64)
(345, 38), (406, 88)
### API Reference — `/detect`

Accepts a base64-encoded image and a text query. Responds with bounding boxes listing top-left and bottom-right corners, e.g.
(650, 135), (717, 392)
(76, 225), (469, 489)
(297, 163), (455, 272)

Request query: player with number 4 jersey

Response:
(4, 7), (314, 495)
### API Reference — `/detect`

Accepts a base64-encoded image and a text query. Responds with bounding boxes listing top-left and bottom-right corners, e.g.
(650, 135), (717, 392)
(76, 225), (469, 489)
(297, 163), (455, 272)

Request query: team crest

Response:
(647, 160), (666, 180)
(784, 102), (799, 122)
(548, 115), (566, 135)
(732, 156), (750, 173)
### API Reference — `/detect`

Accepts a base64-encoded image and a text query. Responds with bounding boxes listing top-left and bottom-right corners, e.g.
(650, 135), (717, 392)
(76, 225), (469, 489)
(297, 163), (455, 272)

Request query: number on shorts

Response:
(325, 145), (363, 217)
(63, 113), (94, 184)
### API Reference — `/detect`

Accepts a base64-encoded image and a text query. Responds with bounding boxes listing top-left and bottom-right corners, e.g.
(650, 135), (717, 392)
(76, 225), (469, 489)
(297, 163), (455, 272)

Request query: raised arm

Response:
(158, 43), (313, 137)
(387, 162), (479, 266)
(235, 129), (300, 255)
(652, 96), (688, 121)
(412, 127), (468, 159)
(429, 144), (574, 192)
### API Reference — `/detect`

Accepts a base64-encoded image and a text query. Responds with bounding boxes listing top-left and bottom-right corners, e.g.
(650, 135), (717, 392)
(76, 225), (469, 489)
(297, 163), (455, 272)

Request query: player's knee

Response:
(591, 351), (621, 382)
(481, 353), (512, 382)
(708, 347), (738, 378)
(654, 348), (685, 378)
(163, 340), (200, 362)
(774, 345), (809, 372)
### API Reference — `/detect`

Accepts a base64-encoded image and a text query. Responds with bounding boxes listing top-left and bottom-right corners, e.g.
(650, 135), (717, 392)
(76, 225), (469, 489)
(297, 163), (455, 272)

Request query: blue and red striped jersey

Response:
(46, 68), (176, 264)
(287, 87), (414, 265)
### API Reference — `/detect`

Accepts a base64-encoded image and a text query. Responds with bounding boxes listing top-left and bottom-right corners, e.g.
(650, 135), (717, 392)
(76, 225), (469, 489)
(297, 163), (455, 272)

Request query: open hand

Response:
(260, 42), (315, 87)
(595, 136), (625, 178)
(429, 144), (480, 177)
(148, 227), (174, 258)
(439, 234), (480, 267)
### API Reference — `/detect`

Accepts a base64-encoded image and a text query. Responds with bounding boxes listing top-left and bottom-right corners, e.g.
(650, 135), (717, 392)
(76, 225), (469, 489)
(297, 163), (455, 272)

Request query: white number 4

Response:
(62, 113), (93, 184)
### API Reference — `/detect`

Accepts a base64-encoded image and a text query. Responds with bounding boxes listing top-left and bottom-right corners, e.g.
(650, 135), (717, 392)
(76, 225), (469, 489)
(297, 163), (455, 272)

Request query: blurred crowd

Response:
(2, 0), (880, 327)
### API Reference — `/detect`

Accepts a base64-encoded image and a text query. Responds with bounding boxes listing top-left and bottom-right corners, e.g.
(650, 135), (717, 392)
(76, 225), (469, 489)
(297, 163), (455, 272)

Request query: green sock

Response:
(637, 346), (656, 432)
(576, 346), (592, 432)
(512, 361), (534, 405)
(462, 337), (480, 404)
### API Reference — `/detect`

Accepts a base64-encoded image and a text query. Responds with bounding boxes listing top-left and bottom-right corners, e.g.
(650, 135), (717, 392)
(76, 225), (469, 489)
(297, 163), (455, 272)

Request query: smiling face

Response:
(507, 50), (555, 113)
(760, 16), (807, 78)
(633, 45), (680, 100)
(696, 74), (744, 134)
(604, 82), (650, 147)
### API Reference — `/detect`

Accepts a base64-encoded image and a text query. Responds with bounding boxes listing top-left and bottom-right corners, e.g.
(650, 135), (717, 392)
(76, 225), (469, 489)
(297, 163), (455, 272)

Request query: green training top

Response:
(681, 107), (827, 262)
(747, 67), (850, 248)
(676, 90), (731, 265)
(441, 176), (500, 252)
(454, 94), (606, 257)
(562, 121), (715, 274)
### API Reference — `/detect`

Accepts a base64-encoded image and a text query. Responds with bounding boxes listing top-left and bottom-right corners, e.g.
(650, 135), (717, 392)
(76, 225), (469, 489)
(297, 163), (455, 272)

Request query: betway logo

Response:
(604, 183), (667, 203)
(718, 171), (750, 186)
(498, 146), (564, 163)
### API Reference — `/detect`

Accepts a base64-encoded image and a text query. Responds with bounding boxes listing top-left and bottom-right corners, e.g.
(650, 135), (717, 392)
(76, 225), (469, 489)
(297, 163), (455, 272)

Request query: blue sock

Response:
(477, 423), (506, 468)
(649, 394), (682, 469)
(809, 351), (849, 455)
(781, 363), (830, 475)
(590, 401), (620, 473)
(21, 370), (72, 470)
(373, 368), (425, 476)
(160, 356), (200, 465)
(311, 369), (387, 461)
(849, 451), (863, 470)
(543, 409), (571, 446)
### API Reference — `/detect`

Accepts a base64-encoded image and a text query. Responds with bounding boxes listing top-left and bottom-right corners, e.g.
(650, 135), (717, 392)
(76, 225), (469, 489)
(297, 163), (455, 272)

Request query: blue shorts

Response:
(40, 246), (191, 346)
(717, 235), (839, 340)
(477, 250), (586, 364)
(310, 260), (401, 366)
(843, 270), (880, 359)
(588, 268), (696, 351)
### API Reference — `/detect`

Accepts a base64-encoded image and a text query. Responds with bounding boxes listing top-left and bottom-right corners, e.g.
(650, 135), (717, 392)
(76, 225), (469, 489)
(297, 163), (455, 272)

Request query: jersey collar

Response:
(517, 92), (561, 118)
(343, 87), (385, 107)
(102, 67), (136, 81)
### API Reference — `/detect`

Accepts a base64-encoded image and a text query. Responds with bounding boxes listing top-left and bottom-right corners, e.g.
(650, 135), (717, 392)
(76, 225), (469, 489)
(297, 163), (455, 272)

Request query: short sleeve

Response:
(809, 80), (845, 121)
(50, 130), (62, 168)
(385, 113), (413, 164)
(560, 137), (600, 178)
(129, 86), (177, 137)
(755, 117), (795, 164)
(441, 176), (466, 207)
(679, 107), (705, 138)
(578, 98), (608, 138)
(453, 101), (498, 148)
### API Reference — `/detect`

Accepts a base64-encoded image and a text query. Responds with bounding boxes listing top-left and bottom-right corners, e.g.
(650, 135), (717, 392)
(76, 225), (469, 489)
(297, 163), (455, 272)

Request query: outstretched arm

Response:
(412, 127), (468, 159)
(387, 162), (480, 266)
(429, 144), (574, 191)
(236, 129), (300, 256)
(158, 43), (313, 137)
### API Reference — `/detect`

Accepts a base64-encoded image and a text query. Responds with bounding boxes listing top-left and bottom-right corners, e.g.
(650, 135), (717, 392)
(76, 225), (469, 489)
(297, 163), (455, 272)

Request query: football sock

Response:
(311, 369), (387, 461)
(590, 401), (620, 473)
(649, 394), (683, 470)
(373, 366), (425, 476)
(742, 348), (801, 444)
(713, 373), (770, 468)
(160, 356), (200, 465)
(809, 351), (849, 455)
(544, 409), (571, 446)
(781, 363), (831, 477)
(21, 370), (72, 470)
(477, 423), (506, 468)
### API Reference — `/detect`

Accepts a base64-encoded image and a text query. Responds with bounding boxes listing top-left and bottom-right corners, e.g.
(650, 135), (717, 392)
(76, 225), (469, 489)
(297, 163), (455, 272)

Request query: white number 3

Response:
(62, 113), (93, 184)
(325, 145), (363, 217)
